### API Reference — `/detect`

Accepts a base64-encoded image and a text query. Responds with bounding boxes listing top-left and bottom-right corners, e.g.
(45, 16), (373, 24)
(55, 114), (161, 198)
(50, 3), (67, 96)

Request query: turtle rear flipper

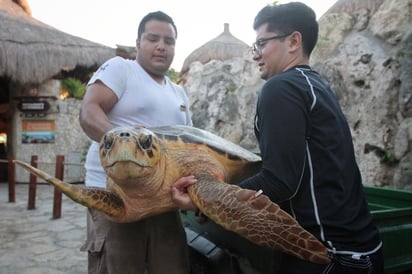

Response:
(188, 181), (330, 264)
(13, 160), (125, 220)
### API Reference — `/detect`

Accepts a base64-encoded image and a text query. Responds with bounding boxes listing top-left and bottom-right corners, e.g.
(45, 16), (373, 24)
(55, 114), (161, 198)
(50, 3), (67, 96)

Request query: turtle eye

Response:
(103, 135), (113, 150)
(140, 134), (152, 150)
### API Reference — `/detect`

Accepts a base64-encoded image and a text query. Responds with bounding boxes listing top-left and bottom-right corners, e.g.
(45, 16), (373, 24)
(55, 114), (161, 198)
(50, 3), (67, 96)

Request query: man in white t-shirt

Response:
(79, 11), (192, 274)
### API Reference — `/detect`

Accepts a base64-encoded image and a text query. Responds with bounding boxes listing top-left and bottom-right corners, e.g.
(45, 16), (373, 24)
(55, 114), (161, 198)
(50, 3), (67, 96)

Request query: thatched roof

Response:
(0, 0), (116, 84)
(179, 23), (249, 78)
(116, 44), (137, 60)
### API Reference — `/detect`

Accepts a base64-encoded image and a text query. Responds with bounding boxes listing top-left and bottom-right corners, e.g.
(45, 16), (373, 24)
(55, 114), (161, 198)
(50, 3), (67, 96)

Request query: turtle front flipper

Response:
(188, 180), (330, 264)
(14, 160), (125, 220)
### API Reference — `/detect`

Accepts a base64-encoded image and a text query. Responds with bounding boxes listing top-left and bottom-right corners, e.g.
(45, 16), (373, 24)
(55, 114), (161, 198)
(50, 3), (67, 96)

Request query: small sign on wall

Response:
(17, 101), (50, 112)
(22, 120), (55, 144)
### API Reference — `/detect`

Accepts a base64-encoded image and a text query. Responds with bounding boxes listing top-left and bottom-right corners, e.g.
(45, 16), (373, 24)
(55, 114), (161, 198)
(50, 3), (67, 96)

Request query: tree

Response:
(167, 68), (179, 83)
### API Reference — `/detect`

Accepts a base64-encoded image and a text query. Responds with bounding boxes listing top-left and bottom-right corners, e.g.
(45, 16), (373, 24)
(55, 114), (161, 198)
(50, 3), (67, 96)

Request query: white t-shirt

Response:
(84, 56), (192, 188)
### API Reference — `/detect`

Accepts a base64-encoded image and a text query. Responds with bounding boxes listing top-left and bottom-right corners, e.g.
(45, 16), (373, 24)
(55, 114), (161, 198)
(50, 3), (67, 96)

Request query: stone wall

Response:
(13, 80), (89, 183)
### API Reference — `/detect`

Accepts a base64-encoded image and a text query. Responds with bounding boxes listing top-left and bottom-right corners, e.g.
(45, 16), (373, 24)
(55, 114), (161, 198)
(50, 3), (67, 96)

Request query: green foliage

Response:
(396, 49), (412, 59)
(167, 68), (179, 83)
(60, 77), (86, 99)
(364, 143), (399, 166)
(81, 140), (91, 163)
(226, 85), (238, 93)
(396, 36), (412, 59)
(315, 35), (330, 49)
(380, 150), (398, 165)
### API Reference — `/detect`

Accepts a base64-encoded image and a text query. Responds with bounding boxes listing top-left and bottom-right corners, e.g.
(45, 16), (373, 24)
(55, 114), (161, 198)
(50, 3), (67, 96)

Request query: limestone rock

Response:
(311, 0), (412, 189)
(183, 0), (412, 189)
(185, 55), (264, 152)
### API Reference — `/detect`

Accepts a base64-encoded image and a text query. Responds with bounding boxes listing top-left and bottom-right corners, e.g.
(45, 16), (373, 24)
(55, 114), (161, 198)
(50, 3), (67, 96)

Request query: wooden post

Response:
(8, 155), (15, 203)
(27, 155), (38, 209)
(52, 155), (64, 219)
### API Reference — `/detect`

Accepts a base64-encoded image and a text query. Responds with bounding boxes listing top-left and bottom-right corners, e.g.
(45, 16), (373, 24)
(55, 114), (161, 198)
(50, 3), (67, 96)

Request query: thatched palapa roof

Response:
(179, 23), (249, 81)
(0, 0), (116, 84)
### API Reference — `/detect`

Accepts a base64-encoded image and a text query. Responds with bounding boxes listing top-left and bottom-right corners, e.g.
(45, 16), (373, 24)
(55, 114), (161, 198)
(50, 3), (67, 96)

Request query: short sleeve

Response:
(87, 56), (128, 99)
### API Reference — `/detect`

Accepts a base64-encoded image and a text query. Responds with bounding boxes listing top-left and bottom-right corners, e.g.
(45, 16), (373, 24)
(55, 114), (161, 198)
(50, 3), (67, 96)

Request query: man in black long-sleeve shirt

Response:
(172, 2), (383, 273)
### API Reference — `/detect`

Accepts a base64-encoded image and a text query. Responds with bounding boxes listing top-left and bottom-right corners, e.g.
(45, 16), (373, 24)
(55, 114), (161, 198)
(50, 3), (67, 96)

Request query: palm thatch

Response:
(116, 44), (137, 60)
(0, 0), (115, 84)
(179, 23), (249, 81)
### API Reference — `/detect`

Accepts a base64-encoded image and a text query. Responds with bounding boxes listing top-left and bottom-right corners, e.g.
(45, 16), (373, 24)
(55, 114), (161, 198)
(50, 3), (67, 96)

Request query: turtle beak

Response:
(99, 127), (160, 180)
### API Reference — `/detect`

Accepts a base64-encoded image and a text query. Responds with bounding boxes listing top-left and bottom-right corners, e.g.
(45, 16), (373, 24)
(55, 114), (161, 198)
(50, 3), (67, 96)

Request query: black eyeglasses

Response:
(251, 33), (292, 56)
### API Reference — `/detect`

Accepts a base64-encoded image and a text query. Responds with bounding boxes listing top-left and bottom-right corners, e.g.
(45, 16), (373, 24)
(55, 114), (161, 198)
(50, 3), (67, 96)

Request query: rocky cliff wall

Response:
(184, 0), (412, 189)
(185, 56), (264, 152)
(311, 0), (412, 188)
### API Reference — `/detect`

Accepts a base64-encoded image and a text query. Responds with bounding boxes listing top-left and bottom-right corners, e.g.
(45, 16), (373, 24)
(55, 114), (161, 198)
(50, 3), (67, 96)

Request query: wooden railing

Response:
(4, 155), (80, 219)
(0, 156), (16, 203)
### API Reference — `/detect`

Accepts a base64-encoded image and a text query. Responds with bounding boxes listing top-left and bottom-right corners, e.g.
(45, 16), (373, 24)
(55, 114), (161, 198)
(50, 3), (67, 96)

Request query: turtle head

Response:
(99, 126), (164, 184)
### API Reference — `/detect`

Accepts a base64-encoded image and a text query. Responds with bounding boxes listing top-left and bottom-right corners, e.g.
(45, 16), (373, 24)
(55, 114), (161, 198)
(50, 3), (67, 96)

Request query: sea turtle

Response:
(14, 125), (330, 264)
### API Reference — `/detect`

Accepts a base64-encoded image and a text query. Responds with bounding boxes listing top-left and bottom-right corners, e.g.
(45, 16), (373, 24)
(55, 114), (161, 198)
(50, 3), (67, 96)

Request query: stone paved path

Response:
(0, 183), (87, 274)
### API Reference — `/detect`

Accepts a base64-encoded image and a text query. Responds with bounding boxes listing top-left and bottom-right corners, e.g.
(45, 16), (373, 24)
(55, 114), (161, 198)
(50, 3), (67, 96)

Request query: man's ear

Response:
(136, 39), (140, 50)
(289, 31), (302, 53)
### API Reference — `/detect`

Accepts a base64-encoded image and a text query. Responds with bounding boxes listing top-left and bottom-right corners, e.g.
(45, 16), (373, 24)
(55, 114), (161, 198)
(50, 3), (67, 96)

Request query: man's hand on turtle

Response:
(171, 175), (198, 211)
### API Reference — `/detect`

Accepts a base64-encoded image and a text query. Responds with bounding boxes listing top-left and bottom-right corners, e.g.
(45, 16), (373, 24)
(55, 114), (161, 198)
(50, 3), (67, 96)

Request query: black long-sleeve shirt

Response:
(239, 65), (381, 255)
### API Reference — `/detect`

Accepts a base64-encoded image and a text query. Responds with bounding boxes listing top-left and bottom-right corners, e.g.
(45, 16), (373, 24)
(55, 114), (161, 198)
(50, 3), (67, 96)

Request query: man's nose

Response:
(155, 40), (166, 51)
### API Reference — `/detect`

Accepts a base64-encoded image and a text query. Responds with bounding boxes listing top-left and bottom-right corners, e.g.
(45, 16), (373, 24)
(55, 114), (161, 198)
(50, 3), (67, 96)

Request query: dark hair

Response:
(137, 11), (177, 39)
(253, 2), (318, 56)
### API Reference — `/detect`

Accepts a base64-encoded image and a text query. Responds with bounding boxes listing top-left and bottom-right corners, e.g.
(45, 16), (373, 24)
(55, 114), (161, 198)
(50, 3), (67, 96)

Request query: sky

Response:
(28, 0), (338, 70)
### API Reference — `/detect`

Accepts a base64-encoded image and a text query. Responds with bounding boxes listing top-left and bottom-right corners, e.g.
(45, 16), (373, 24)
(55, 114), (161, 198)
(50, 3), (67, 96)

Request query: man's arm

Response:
(79, 81), (118, 142)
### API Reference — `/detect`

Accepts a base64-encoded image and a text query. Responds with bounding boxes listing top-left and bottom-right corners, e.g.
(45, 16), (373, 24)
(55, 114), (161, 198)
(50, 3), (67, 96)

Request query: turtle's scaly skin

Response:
(14, 125), (330, 264)
(189, 182), (330, 264)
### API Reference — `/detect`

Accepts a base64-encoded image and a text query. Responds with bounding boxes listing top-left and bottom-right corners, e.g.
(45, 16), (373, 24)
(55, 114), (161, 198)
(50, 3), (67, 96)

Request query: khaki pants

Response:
(81, 209), (190, 274)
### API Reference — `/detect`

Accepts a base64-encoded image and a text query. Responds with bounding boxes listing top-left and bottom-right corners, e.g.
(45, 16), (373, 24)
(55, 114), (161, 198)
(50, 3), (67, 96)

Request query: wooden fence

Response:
(3, 155), (80, 219)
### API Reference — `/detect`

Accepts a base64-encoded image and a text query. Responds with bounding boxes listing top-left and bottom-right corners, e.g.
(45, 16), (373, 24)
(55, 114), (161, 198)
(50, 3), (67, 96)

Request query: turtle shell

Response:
(150, 125), (261, 163)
